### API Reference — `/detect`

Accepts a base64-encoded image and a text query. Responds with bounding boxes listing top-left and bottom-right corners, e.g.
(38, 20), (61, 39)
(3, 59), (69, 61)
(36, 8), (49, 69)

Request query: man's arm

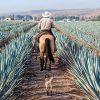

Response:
(51, 22), (65, 33)
(52, 22), (71, 36)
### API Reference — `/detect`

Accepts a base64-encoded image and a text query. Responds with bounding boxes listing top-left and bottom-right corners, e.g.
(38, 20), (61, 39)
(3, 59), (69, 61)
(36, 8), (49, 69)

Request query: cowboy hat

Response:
(42, 11), (51, 17)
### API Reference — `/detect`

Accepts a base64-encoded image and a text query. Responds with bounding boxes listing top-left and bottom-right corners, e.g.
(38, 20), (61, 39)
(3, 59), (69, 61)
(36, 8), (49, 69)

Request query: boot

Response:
(34, 40), (39, 53)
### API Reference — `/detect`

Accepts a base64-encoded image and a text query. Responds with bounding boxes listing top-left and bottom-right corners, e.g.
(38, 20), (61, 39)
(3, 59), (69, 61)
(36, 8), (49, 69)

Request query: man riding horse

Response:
(35, 11), (62, 53)
(34, 11), (63, 71)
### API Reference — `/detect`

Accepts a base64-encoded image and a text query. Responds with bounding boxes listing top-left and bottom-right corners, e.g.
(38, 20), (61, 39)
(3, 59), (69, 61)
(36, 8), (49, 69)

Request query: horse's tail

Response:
(45, 38), (54, 63)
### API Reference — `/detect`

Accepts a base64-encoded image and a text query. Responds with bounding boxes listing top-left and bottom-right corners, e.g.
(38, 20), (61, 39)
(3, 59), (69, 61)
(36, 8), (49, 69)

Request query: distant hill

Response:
(50, 8), (100, 17)
(0, 9), (62, 16)
(1, 8), (100, 17)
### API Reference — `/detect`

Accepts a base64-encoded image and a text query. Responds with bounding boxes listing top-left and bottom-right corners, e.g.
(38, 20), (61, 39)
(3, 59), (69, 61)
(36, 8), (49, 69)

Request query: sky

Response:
(0, 0), (100, 14)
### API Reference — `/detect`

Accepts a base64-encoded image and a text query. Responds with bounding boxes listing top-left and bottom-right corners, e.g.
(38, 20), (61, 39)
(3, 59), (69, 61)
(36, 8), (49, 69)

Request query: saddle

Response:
(35, 30), (51, 42)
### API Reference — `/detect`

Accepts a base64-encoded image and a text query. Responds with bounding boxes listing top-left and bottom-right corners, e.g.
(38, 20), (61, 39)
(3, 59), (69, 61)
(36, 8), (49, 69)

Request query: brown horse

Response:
(39, 32), (55, 71)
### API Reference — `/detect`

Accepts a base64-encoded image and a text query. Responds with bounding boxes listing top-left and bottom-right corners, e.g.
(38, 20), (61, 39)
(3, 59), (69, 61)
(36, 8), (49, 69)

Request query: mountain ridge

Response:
(0, 8), (100, 17)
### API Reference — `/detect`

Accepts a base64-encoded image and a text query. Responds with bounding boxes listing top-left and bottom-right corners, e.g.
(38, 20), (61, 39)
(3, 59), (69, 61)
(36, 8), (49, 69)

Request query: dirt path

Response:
(10, 52), (84, 100)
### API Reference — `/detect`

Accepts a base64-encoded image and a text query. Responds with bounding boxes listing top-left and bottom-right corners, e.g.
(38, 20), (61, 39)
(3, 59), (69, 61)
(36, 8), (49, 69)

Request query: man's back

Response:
(38, 17), (53, 31)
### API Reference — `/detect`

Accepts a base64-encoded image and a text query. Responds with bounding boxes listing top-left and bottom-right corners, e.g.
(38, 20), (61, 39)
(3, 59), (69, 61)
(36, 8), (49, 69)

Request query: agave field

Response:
(0, 21), (36, 40)
(0, 21), (37, 99)
(57, 21), (100, 52)
(0, 21), (100, 100)
(54, 21), (100, 100)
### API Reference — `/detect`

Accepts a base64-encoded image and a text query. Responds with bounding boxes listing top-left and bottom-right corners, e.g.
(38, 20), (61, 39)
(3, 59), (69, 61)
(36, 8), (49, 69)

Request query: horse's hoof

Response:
(40, 69), (43, 71)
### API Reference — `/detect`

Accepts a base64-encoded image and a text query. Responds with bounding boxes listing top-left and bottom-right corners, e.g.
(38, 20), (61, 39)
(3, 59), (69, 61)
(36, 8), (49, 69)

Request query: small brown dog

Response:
(45, 73), (53, 96)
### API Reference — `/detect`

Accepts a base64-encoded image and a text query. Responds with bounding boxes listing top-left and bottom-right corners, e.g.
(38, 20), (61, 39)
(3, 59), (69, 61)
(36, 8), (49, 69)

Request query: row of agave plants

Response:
(0, 21), (37, 40)
(0, 27), (36, 100)
(54, 31), (100, 100)
(57, 21), (100, 49)
(0, 21), (23, 31)
(0, 21), (35, 31)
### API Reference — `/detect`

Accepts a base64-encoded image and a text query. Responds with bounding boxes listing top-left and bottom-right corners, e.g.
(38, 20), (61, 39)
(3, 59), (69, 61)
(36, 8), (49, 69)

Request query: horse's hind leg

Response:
(44, 56), (48, 70)
(47, 91), (49, 96)
(51, 91), (52, 96)
(40, 52), (44, 71)
(48, 61), (51, 71)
